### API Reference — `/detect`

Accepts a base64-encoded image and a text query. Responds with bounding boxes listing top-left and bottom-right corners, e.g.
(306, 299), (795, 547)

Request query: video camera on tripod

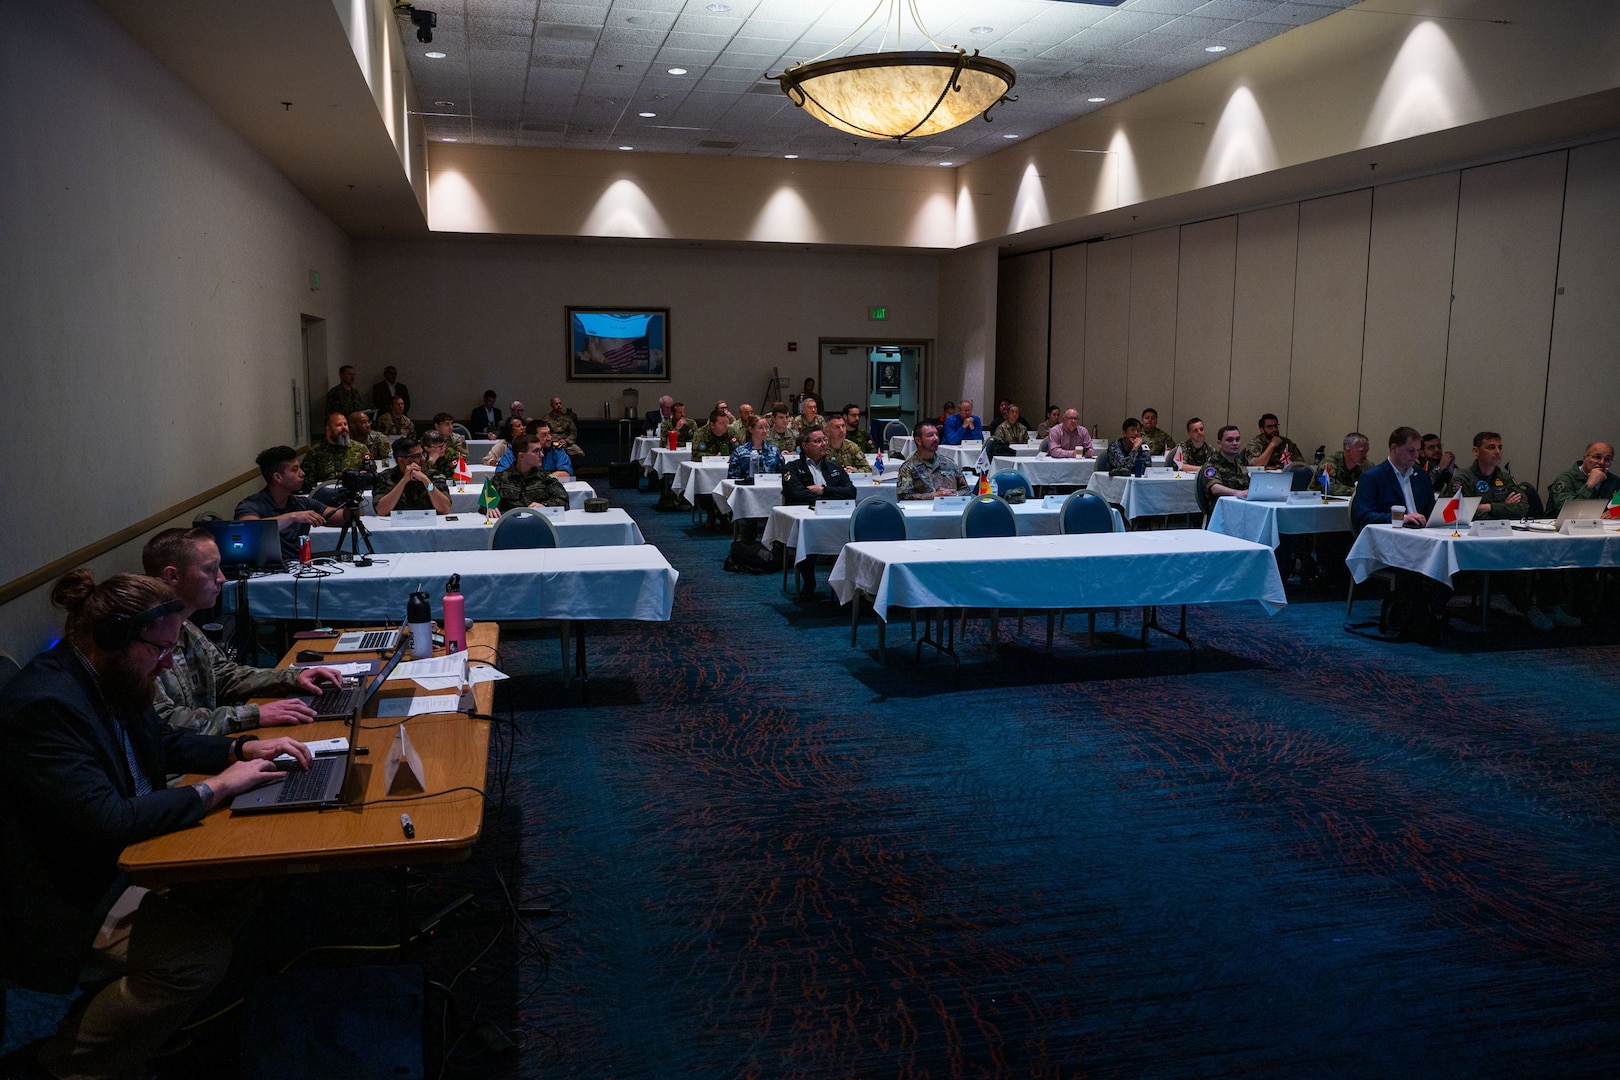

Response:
(332, 466), (377, 564)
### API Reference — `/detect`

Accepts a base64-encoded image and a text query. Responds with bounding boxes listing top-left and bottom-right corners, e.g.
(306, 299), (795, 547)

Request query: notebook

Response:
(229, 708), (362, 813)
(299, 641), (406, 721)
(1245, 471), (1294, 502)
(333, 624), (403, 654)
(1424, 495), (1481, 528)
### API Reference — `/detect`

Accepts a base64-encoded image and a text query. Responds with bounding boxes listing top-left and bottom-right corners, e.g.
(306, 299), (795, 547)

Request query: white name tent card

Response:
(1563, 518), (1607, 535)
(1469, 519), (1515, 537)
(814, 500), (855, 515)
(934, 496), (970, 511)
(390, 509), (438, 524)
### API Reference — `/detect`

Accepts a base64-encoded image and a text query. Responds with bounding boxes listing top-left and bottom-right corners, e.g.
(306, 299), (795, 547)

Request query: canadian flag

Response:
(453, 456), (472, 484)
(1173, 445), (1184, 468)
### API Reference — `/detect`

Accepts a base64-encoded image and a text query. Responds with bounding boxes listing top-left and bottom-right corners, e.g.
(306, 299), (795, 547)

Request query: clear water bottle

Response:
(749, 449), (761, 478)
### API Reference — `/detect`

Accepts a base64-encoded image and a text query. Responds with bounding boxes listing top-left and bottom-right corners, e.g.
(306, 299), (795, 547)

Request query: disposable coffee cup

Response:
(1391, 504), (1406, 526)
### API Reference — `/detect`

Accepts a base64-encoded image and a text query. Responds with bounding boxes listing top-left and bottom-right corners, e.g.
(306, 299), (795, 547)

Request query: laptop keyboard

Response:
(275, 756), (337, 803)
(348, 630), (398, 651)
(307, 683), (362, 717)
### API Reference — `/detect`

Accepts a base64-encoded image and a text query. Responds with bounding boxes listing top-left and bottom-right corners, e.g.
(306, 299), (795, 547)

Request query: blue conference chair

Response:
(960, 494), (1016, 538)
(991, 470), (1031, 500)
(847, 499), (909, 660)
(490, 507), (560, 549)
(881, 420), (909, 449)
(1051, 490), (1120, 649)
(956, 495), (1018, 646)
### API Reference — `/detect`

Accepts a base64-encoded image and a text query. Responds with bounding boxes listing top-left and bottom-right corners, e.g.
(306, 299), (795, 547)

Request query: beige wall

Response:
(350, 239), (939, 422)
(1, 0), (352, 659)
(992, 136), (1620, 492)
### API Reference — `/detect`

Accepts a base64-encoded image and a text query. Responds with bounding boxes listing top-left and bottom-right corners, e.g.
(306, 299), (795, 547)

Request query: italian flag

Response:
(1606, 491), (1620, 519)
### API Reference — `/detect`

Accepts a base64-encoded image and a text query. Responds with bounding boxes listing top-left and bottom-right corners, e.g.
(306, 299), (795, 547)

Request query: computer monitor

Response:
(204, 519), (282, 574)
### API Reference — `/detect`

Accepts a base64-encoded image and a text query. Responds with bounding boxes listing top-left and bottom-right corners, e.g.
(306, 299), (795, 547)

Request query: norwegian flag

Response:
(453, 456), (471, 484)
(602, 340), (649, 372)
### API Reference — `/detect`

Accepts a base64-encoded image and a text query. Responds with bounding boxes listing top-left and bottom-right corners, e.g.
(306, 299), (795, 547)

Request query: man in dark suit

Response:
(371, 365), (410, 414)
(646, 393), (674, 433)
(0, 570), (309, 1079)
(469, 390), (502, 438)
(1351, 425), (1436, 531)
(783, 427), (857, 597)
(1351, 425), (1446, 639)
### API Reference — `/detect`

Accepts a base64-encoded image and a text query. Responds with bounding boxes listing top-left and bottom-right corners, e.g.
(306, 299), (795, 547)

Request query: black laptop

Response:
(205, 519), (283, 576)
(230, 645), (403, 813)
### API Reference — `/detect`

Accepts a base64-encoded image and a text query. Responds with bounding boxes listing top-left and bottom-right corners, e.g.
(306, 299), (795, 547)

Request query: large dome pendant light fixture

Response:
(768, 0), (1016, 142)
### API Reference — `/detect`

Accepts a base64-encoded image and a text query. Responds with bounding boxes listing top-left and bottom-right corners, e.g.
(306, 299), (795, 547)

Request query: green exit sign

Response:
(868, 306), (888, 321)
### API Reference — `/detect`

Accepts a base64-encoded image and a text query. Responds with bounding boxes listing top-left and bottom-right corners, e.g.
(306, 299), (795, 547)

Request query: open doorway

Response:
(300, 315), (327, 448)
(818, 339), (928, 446)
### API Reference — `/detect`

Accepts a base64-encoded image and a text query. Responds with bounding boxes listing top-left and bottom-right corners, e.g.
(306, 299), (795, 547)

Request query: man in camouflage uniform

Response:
(1246, 413), (1303, 469)
(1545, 441), (1616, 514)
(658, 402), (697, 446)
(825, 416), (871, 472)
(350, 410), (392, 463)
(897, 421), (967, 500)
(1103, 418), (1152, 474)
(544, 396), (584, 463)
(302, 411), (368, 491)
(430, 412), (469, 464)
(491, 435), (570, 513)
(691, 409), (740, 460)
(766, 407), (797, 453)
(790, 398), (825, 437)
(142, 528), (344, 734)
(1201, 425), (1251, 504)
(376, 395), (415, 439)
(1178, 418), (1215, 471)
(373, 438), (450, 515)
(325, 364), (365, 419)
(727, 403), (757, 442)
(841, 404), (875, 454)
(1321, 432), (1370, 496)
(1139, 408), (1177, 455)
(1451, 431), (1529, 519)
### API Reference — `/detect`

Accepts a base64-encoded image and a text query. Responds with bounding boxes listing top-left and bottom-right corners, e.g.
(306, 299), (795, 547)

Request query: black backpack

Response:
(723, 540), (784, 574)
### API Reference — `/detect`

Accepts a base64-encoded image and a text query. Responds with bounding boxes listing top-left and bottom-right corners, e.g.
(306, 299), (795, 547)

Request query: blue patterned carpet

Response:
(6, 483), (1619, 1079)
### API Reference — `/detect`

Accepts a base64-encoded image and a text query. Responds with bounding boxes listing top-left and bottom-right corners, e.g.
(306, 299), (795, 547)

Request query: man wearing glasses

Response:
(373, 438), (452, 516)
(142, 528), (343, 735)
(0, 570), (311, 1079)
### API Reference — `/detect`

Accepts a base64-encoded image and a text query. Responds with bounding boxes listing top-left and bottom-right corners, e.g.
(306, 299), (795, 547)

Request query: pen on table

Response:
(400, 813), (415, 839)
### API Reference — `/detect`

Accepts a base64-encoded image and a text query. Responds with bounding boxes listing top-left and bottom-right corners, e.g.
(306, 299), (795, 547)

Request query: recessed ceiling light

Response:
(442, 137), (458, 142)
(619, 145), (636, 151)
(639, 111), (656, 117)
(938, 161), (954, 166)
(425, 51), (445, 59)
(1088, 96), (1107, 103)
(1002, 133), (1018, 139)
(784, 154), (798, 159)
(705, 3), (731, 11)
(1204, 45), (1228, 53)
(969, 26), (993, 35)
(434, 100), (454, 107)
(667, 67), (688, 75)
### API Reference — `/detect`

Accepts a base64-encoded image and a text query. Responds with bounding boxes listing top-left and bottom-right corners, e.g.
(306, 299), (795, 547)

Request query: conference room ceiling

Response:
(407, 0), (1357, 166)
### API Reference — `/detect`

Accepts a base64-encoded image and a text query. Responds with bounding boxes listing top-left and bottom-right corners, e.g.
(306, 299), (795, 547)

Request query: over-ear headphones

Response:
(91, 598), (185, 652)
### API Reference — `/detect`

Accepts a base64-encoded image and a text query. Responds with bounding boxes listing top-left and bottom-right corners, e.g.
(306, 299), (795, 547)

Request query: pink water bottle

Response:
(443, 574), (466, 654)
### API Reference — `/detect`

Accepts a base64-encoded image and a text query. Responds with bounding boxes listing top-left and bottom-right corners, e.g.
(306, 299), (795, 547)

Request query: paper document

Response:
(393, 654), (468, 681)
(291, 661), (373, 676)
(468, 665), (509, 685)
(274, 737), (348, 762)
(411, 676), (465, 692)
(376, 694), (461, 717)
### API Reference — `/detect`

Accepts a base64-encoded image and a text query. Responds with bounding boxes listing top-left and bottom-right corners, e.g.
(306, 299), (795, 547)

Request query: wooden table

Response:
(118, 624), (500, 885)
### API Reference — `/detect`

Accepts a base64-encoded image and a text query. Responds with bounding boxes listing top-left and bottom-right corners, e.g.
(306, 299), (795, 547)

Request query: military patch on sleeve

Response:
(1203, 466), (1217, 478)
(1476, 480), (1489, 493)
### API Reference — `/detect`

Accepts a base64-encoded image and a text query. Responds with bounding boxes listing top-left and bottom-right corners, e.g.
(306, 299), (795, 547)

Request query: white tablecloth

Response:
(235, 547), (677, 622)
(713, 474), (898, 520)
(1345, 522), (1620, 586)
(828, 532), (1287, 619)
(675, 459), (734, 501)
(466, 439), (497, 460)
(310, 509), (643, 553)
(1207, 496), (1351, 548)
(359, 480), (594, 515)
(991, 455), (1097, 487)
(885, 438), (989, 469)
(763, 501), (1124, 566)
(633, 435), (661, 469)
(651, 447), (690, 478)
(1086, 471), (1202, 520)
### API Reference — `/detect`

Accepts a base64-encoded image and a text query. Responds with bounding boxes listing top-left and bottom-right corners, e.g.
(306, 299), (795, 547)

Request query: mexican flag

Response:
(1606, 490), (1620, 519)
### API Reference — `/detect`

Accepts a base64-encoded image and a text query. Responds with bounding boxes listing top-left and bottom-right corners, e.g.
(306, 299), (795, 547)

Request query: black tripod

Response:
(331, 495), (375, 565)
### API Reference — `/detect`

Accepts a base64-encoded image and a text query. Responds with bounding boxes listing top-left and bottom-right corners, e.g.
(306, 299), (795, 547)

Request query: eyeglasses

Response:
(134, 636), (177, 661)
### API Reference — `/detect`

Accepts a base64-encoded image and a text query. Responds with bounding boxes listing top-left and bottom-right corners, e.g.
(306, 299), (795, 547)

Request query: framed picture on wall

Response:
(566, 306), (670, 382)
(875, 359), (902, 393)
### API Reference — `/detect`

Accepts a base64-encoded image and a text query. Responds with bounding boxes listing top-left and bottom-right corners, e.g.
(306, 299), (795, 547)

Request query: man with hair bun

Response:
(0, 569), (312, 1079)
